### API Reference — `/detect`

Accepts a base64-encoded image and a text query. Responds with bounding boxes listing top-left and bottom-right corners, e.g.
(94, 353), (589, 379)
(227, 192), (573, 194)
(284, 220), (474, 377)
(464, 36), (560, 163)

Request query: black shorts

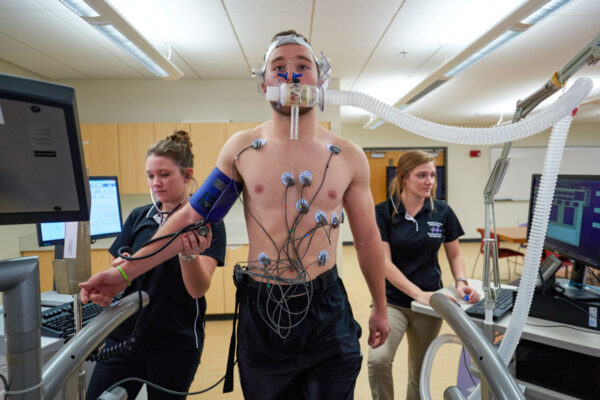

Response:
(236, 266), (363, 400)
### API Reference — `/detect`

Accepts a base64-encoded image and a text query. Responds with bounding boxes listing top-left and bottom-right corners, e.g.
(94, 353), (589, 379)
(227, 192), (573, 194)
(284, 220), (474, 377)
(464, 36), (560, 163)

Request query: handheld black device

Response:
(535, 254), (562, 292)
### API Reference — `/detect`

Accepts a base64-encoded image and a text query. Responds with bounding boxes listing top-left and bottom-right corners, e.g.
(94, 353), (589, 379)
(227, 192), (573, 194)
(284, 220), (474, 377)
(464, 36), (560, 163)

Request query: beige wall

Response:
(342, 122), (600, 241)
(0, 59), (45, 79)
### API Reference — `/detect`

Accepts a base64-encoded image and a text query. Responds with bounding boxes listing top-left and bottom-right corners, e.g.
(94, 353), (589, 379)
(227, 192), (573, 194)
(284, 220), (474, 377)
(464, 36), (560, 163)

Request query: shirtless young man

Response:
(80, 30), (390, 399)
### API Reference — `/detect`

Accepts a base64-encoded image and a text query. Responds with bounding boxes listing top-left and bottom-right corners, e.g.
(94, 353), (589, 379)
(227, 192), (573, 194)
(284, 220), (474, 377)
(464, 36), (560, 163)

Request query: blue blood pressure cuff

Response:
(190, 167), (242, 223)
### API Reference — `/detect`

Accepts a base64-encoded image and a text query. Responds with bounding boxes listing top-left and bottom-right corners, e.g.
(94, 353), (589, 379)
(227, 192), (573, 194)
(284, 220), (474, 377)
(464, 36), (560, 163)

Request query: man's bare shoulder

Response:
(218, 122), (270, 171)
(227, 122), (269, 147)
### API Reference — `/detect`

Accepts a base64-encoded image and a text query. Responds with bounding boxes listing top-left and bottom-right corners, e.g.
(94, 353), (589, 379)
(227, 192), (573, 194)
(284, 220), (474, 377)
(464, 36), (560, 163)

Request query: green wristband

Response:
(116, 265), (131, 286)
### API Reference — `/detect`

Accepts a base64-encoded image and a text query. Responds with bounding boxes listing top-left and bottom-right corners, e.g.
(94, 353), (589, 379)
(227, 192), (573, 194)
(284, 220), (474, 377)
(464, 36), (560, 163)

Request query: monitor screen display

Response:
(37, 176), (123, 246)
(0, 74), (89, 225)
(528, 174), (600, 269)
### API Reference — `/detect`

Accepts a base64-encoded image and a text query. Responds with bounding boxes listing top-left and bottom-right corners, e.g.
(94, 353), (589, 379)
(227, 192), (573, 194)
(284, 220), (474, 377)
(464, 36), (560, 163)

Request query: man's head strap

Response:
(262, 34), (316, 73)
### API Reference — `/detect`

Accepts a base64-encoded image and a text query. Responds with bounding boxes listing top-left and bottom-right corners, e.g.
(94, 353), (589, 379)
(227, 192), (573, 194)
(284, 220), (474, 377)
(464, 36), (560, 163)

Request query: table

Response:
(411, 280), (600, 399)
(477, 226), (527, 244)
(411, 280), (600, 357)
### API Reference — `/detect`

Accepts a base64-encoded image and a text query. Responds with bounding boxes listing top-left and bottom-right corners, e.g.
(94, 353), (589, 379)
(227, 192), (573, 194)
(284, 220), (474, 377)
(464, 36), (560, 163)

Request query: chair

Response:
(470, 228), (525, 281)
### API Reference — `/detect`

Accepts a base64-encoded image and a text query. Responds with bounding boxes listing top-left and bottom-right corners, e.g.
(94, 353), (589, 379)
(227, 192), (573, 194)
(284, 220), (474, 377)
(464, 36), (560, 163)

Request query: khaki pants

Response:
(368, 304), (442, 400)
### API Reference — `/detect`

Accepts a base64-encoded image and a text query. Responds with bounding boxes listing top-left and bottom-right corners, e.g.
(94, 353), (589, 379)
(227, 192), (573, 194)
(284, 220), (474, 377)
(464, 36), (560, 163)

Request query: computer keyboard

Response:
(465, 288), (515, 321)
(41, 295), (121, 339)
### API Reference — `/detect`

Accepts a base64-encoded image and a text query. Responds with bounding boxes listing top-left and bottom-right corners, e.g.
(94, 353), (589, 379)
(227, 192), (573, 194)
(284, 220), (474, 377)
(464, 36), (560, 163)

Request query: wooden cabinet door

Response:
(223, 245), (248, 313)
(118, 124), (157, 194)
(225, 122), (260, 138)
(80, 124), (120, 177)
(204, 244), (248, 315)
(205, 265), (226, 315)
(22, 251), (55, 292)
(91, 250), (112, 276)
(190, 123), (230, 182)
(21, 249), (114, 293)
(154, 123), (191, 140)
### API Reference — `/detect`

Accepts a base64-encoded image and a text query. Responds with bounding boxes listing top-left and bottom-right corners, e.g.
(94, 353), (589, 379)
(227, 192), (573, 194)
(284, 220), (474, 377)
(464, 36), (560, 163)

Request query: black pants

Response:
(85, 338), (201, 400)
(236, 267), (363, 400)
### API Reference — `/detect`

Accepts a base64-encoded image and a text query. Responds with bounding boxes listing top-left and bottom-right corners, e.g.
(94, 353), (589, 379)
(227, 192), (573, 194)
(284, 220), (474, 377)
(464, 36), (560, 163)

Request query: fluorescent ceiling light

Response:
(93, 24), (169, 77)
(444, 30), (522, 78)
(59, 0), (100, 17)
(60, 0), (182, 80)
(366, 117), (386, 130)
(363, 0), (567, 130)
(521, 0), (573, 25)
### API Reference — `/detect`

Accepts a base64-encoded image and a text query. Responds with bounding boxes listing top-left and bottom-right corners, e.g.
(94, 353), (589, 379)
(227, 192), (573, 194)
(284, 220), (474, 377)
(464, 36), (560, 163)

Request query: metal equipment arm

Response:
(42, 292), (149, 400)
(429, 293), (525, 400)
(480, 32), (600, 332)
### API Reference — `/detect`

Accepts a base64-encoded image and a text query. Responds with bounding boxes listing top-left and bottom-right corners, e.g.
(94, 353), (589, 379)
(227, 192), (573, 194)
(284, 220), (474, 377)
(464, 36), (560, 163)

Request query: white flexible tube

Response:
(420, 334), (463, 400)
(466, 114), (574, 400)
(268, 79), (590, 398)
(324, 77), (591, 145)
(319, 80), (588, 400)
(498, 114), (573, 360)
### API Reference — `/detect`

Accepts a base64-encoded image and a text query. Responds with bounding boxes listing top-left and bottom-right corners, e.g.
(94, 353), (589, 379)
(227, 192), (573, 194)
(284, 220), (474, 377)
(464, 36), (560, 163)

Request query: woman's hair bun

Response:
(169, 129), (192, 149)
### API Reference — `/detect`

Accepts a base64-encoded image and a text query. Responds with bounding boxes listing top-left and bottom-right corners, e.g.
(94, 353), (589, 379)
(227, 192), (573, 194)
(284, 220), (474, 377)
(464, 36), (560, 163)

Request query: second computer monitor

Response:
(528, 174), (600, 279)
(36, 176), (123, 247)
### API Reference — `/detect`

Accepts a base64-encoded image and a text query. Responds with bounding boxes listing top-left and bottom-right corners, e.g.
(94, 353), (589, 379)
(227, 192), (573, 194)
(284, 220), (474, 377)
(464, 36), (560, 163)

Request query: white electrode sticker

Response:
(589, 306), (597, 328)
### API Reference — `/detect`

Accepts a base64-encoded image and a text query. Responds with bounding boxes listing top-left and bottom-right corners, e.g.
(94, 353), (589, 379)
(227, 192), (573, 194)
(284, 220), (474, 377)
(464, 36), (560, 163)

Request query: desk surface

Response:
(477, 226), (527, 244)
(411, 280), (600, 357)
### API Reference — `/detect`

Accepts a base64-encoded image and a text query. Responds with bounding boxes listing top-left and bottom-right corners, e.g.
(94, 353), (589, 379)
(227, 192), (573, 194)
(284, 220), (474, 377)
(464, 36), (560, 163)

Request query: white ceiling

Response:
(0, 0), (599, 126)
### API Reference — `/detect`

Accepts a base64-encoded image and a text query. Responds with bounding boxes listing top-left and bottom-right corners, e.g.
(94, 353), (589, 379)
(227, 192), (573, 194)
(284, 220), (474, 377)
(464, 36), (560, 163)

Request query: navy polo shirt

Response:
(375, 197), (464, 308)
(107, 203), (226, 351)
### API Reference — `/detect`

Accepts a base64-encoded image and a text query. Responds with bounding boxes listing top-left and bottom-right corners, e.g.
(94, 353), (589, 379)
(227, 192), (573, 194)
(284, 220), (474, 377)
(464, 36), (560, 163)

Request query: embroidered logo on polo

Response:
(427, 221), (443, 238)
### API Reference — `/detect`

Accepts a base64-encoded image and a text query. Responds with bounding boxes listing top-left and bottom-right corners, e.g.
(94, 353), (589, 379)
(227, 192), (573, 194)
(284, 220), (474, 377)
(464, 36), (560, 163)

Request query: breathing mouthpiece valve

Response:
(190, 167), (242, 223)
(265, 83), (323, 109)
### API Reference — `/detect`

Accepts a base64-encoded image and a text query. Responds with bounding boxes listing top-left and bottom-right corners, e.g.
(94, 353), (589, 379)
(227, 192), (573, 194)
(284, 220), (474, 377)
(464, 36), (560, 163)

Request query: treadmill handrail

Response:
(42, 292), (149, 400)
(429, 293), (525, 400)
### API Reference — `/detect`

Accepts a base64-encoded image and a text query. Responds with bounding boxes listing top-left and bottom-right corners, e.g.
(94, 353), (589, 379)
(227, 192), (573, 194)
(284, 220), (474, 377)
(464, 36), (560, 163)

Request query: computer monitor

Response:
(36, 176), (123, 247)
(0, 74), (90, 225)
(527, 174), (600, 300)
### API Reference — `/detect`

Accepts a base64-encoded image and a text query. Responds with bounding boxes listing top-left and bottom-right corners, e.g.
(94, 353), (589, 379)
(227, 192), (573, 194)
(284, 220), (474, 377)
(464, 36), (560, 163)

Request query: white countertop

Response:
(411, 280), (600, 357)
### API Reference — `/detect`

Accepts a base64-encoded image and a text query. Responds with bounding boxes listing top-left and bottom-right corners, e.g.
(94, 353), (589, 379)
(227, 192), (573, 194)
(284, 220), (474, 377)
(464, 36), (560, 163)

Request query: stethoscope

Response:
(149, 189), (186, 226)
(148, 176), (195, 226)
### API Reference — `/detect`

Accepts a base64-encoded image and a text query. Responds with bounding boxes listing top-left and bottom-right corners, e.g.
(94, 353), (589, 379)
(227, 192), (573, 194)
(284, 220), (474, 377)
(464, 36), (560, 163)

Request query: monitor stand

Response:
(557, 262), (600, 302)
(52, 243), (63, 292)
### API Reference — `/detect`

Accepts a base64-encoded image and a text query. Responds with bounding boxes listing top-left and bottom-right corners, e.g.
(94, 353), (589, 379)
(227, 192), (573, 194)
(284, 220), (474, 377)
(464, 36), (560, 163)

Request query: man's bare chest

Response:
(237, 146), (350, 210)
